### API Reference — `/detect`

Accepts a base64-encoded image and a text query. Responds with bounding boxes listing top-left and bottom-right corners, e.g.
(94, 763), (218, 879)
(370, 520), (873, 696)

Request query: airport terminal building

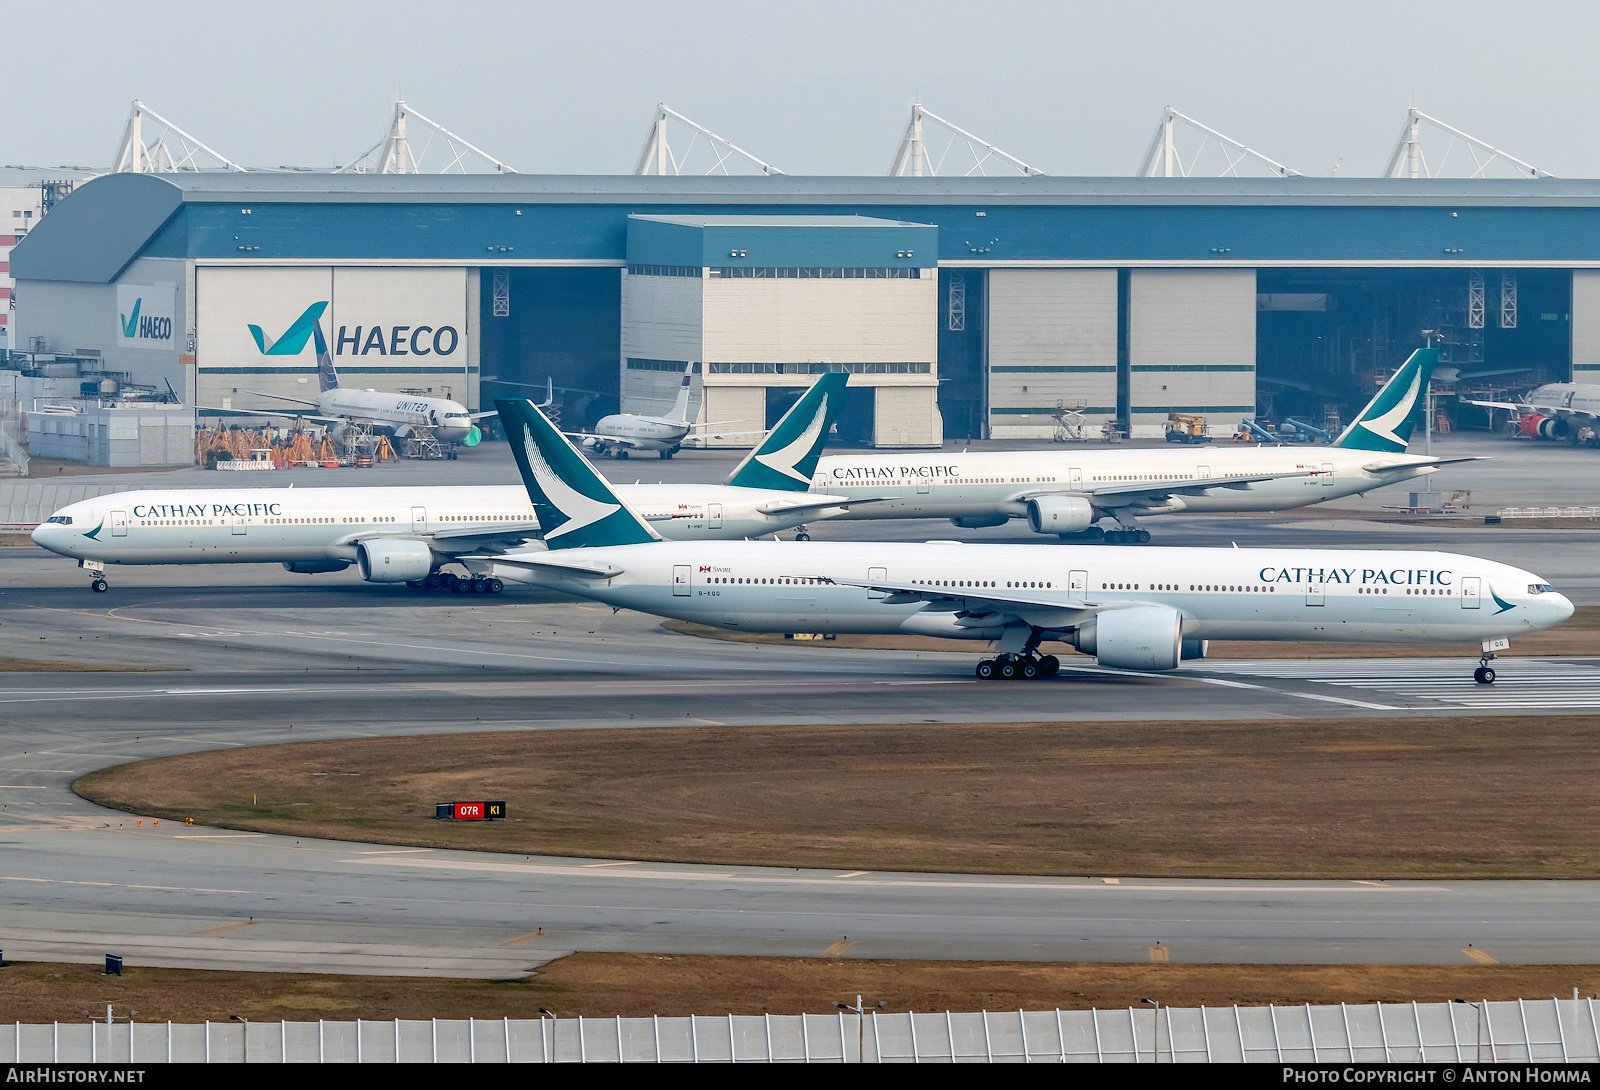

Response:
(10, 172), (1600, 445)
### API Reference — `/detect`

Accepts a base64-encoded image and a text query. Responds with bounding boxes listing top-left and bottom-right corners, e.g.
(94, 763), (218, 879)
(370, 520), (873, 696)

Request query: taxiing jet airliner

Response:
(569, 361), (731, 459)
(34, 374), (853, 594)
(810, 348), (1478, 542)
(470, 397), (1572, 685)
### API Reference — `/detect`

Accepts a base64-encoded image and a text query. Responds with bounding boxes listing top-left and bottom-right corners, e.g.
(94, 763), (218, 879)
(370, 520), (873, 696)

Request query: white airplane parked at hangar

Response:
(809, 347), (1476, 542)
(33, 374), (854, 594)
(1461, 381), (1600, 445)
(205, 313), (498, 449)
(569, 361), (733, 459)
(470, 397), (1571, 686)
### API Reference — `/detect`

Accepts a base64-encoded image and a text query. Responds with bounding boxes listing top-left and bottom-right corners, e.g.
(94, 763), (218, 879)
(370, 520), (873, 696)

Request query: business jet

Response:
(470, 398), (1572, 685)
(33, 374), (853, 594)
(1461, 382), (1600, 445)
(205, 319), (500, 450)
(810, 347), (1479, 542)
(570, 361), (730, 459)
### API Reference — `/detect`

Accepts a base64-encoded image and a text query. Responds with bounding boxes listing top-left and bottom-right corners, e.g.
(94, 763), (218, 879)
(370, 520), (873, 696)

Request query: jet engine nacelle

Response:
(1026, 495), (1095, 535)
(282, 560), (351, 575)
(1518, 413), (1567, 440)
(356, 538), (435, 583)
(950, 514), (1010, 529)
(1072, 605), (1184, 671)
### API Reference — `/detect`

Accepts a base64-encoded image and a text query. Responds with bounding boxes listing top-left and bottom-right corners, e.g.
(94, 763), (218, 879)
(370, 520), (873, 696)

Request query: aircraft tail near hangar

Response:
(725, 371), (850, 492)
(312, 323), (341, 394)
(1332, 347), (1440, 453)
(496, 398), (661, 550)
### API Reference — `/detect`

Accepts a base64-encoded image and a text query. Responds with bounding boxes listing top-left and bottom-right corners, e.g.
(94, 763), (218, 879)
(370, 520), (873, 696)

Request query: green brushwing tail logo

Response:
(1333, 347), (1440, 452)
(725, 371), (849, 492)
(248, 301), (329, 356)
(119, 299), (141, 339)
(496, 399), (659, 550)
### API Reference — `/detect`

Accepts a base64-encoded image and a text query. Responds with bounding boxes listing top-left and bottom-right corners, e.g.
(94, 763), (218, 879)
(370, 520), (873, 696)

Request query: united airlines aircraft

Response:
(204, 320), (497, 449)
(811, 348), (1478, 542)
(34, 375), (852, 594)
(471, 398), (1572, 685)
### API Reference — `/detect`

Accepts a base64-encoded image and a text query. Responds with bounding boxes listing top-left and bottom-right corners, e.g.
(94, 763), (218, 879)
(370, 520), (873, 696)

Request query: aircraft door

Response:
(1305, 582), (1325, 607)
(708, 503), (722, 529)
(1069, 569), (1088, 597)
(1461, 576), (1482, 609)
(1069, 468), (1082, 489)
(412, 506), (427, 532)
(673, 564), (692, 596)
(1320, 461), (1335, 487)
(916, 478), (931, 495)
(110, 510), (127, 537)
(231, 513), (247, 536)
(1196, 464), (1210, 481)
(868, 566), (888, 600)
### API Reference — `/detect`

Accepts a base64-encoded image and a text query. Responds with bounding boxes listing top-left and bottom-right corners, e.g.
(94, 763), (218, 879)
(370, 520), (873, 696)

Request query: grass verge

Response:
(74, 716), (1600, 879)
(3, 956), (1598, 1022)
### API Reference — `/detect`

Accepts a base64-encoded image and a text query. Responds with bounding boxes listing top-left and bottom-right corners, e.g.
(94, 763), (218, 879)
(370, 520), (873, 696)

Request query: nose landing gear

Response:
(1474, 639), (1508, 684)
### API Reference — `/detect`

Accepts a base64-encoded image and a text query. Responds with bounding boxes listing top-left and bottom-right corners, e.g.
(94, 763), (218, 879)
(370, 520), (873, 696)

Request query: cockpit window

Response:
(1528, 584), (1555, 594)
(45, 515), (73, 525)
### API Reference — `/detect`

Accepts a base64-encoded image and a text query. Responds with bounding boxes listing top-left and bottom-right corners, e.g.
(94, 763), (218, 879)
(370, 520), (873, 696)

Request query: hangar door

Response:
(1572, 271), (1600, 381)
(1128, 269), (1256, 439)
(987, 269), (1117, 439)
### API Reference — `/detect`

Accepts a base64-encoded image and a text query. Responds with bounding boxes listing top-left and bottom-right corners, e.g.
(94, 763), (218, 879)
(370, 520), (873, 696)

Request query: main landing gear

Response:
(975, 653), (1061, 680)
(407, 571), (505, 595)
(1102, 528), (1150, 544)
(1060, 522), (1150, 544)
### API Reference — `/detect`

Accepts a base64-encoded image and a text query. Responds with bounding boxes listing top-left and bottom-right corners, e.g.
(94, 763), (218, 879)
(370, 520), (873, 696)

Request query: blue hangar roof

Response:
(627, 214), (936, 269)
(18, 172), (1600, 283)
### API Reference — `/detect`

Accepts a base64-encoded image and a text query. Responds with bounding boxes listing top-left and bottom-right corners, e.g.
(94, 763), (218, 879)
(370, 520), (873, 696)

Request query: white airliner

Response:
(205, 320), (498, 449)
(810, 347), (1477, 542)
(570, 361), (729, 459)
(1461, 382), (1600, 444)
(32, 374), (853, 593)
(472, 398), (1572, 686)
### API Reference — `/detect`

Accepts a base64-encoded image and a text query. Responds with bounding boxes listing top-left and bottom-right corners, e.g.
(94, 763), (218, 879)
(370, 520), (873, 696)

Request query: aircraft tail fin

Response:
(725, 371), (850, 491)
(666, 361), (696, 425)
(496, 398), (662, 549)
(1332, 347), (1440, 452)
(313, 323), (340, 393)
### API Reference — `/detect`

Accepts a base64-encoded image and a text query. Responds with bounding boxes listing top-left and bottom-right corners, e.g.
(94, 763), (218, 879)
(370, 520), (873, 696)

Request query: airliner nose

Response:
(31, 522), (63, 554)
(1554, 593), (1576, 624)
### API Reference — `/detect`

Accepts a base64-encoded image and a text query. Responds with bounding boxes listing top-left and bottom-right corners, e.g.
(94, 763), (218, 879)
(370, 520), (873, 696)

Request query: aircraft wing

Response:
(754, 493), (856, 517)
(1015, 469), (1315, 507)
(1461, 397), (1599, 423)
(197, 405), (342, 426)
(564, 430), (651, 451)
(247, 390), (321, 408)
(423, 523), (545, 549)
(814, 575), (1106, 629)
(1363, 455), (1486, 474)
(469, 410), (500, 421)
(459, 551), (626, 579)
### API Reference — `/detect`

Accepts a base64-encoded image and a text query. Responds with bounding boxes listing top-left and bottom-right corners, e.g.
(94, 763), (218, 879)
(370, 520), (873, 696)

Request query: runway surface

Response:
(3, 433), (1598, 974)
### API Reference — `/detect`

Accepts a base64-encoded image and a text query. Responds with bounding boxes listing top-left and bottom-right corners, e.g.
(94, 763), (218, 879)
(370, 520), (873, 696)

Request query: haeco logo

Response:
(120, 298), (172, 343)
(249, 301), (458, 358)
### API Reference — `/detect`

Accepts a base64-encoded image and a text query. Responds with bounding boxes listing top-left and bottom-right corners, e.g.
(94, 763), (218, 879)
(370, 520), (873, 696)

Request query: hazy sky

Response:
(9, 1), (1597, 178)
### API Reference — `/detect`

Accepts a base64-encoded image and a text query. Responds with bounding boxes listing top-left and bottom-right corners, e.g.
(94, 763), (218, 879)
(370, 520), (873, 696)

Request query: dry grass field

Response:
(75, 715), (1600, 879)
(4, 956), (1598, 1022)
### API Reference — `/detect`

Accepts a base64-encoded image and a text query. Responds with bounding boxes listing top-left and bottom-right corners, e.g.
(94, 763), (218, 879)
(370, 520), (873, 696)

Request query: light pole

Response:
(835, 995), (885, 1062)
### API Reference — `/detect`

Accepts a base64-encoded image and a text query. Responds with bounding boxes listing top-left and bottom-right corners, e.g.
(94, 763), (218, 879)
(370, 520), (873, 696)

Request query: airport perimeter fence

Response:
(5, 998), (1599, 1063)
